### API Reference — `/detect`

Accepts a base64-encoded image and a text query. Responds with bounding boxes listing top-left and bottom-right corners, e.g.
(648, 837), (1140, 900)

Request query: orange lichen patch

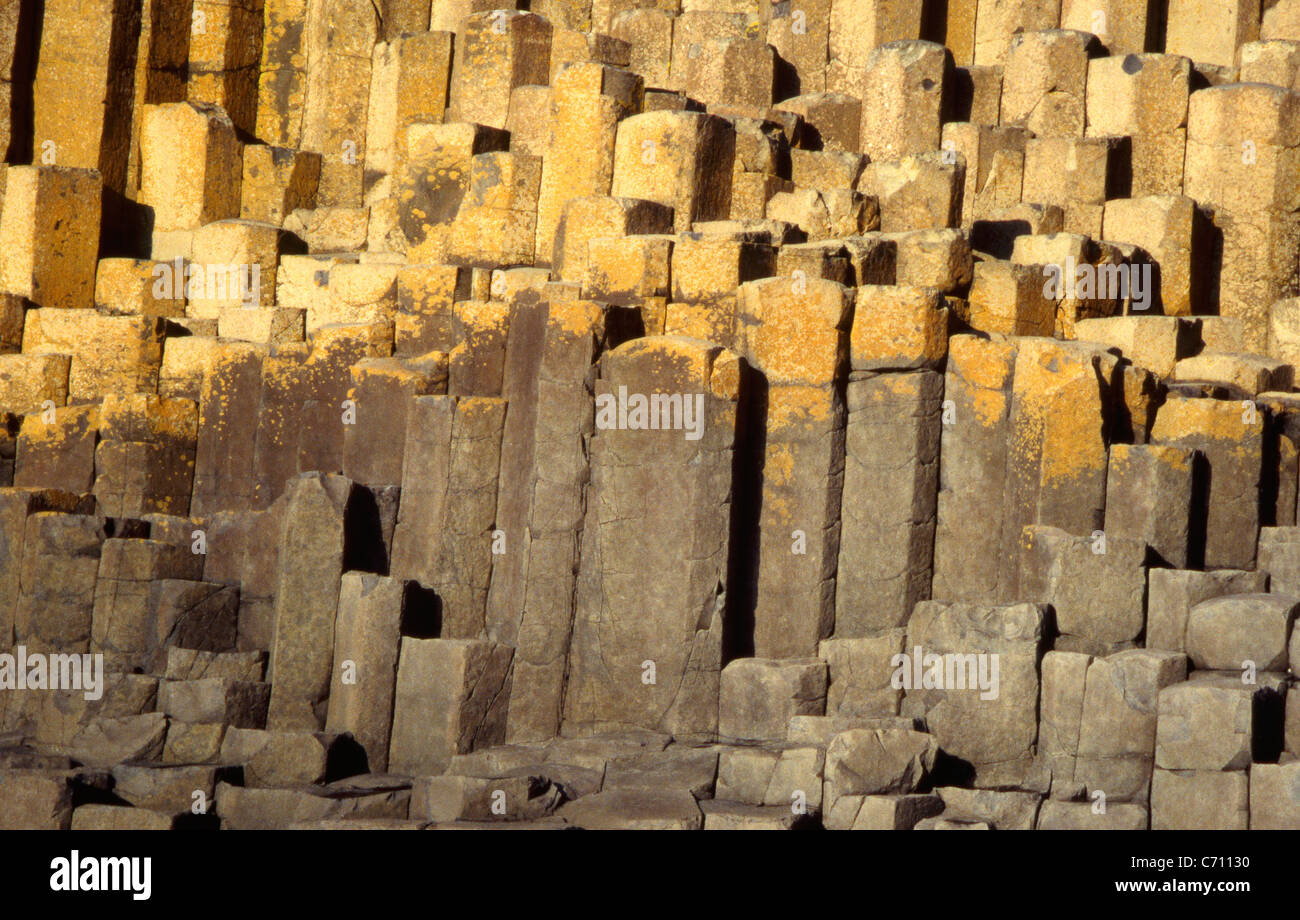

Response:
(664, 299), (736, 345)
(851, 284), (948, 369)
(949, 334), (1017, 427)
(99, 393), (198, 444)
(1152, 397), (1258, 460)
(610, 334), (719, 387)
(548, 300), (605, 338)
(708, 350), (743, 401)
(737, 277), (852, 386)
(1013, 339), (1109, 487)
(767, 382), (836, 430)
(19, 403), (99, 444)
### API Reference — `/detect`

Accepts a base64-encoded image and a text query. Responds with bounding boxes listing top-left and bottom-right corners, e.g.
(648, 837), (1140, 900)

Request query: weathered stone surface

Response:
(564, 338), (741, 740)
(71, 804), (173, 831)
(1104, 443), (1195, 568)
(1155, 681), (1256, 772)
(1150, 768), (1249, 830)
(902, 601), (1046, 787)
(1038, 650), (1092, 799)
(267, 473), (352, 731)
(1185, 594), (1297, 672)
(387, 638), (513, 776)
(1036, 800), (1148, 830)
(936, 786), (1041, 830)
(214, 779), (411, 830)
(611, 111), (735, 233)
(1018, 526), (1146, 649)
(555, 787), (703, 830)
(389, 397), (506, 639)
(932, 335), (1019, 603)
(411, 772), (565, 823)
(157, 678), (270, 728)
(715, 745), (823, 810)
(220, 728), (347, 787)
(819, 632), (905, 719)
(822, 727), (938, 829)
(1075, 649), (1187, 804)
(325, 574), (404, 773)
(835, 370), (941, 634)
(1146, 569), (1267, 655)
(0, 770), (75, 829)
(1249, 760), (1300, 829)
(719, 658), (827, 742)
(700, 800), (810, 830)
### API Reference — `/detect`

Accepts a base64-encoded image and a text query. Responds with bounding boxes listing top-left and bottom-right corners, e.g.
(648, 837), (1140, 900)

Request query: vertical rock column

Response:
(835, 284), (946, 636)
(31, 0), (141, 214)
(487, 301), (608, 743)
(266, 472), (352, 731)
(564, 337), (744, 740)
(300, 0), (379, 207)
(1184, 85), (1300, 352)
(931, 334), (1018, 602)
(736, 278), (854, 659)
(326, 573), (404, 772)
(389, 396), (507, 639)
(534, 62), (642, 267)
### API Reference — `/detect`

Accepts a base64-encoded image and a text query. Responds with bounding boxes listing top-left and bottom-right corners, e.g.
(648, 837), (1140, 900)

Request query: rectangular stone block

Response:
(851, 286), (948, 371)
(1019, 526), (1147, 649)
(325, 574), (404, 773)
(1186, 594), (1296, 672)
(902, 601), (1046, 788)
(22, 309), (165, 401)
(266, 473), (352, 731)
(1002, 29), (1089, 138)
(1038, 649), (1091, 798)
(389, 396), (506, 638)
(1250, 760), (1300, 829)
(1146, 568), (1268, 654)
(14, 512), (106, 655)
(1105, 443), (1195, 568)
(0, 166), (102, 310)
(612, 111), (736, 233)
(1075, 649), (1187, 804)
(834, 370), (941, 633)
(141, 102), (242, 232)
(535, 62), (642, 266)
(1151, 395), (1264, 570)
(564, 338), (742, 739)
(1155, 680), (1256, 771)
(1151, 767), (1249, 829)
(966, 261), (1054, 336)
(819, 632), (906, 718)
(13, 406), (99, 495)
(489, 303), (605, 743)
(719, 658), (827, 742)
(932, 334), (1019, 603)
(240, 145), (321, 225)
(1166, 0), (1260, 68)
(388, 637), (513, 775)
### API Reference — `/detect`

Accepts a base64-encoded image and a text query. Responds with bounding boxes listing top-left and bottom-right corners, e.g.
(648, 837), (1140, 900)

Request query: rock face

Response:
(1, 0), (1300, 834)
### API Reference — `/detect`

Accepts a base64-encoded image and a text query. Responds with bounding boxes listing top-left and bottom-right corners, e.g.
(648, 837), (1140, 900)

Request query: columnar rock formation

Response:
(1, 0), (1300, 831)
